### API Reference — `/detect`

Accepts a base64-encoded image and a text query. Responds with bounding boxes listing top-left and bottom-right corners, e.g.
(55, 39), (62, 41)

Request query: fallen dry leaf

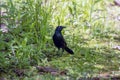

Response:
(36, 66), (67, 76)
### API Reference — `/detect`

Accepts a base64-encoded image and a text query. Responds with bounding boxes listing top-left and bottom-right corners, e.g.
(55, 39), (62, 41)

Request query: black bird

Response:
(53, 26), (74, 54)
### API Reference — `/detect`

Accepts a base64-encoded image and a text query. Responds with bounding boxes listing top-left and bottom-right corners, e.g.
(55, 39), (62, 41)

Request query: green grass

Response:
(0, 0), (120, 79)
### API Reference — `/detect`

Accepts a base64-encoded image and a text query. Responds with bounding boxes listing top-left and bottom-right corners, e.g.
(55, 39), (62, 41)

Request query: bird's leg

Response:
(62, 48), (64, 52)
(59, 48), (64, 56)
(56, 48), (60, 56)
(57, 48), (63, 57)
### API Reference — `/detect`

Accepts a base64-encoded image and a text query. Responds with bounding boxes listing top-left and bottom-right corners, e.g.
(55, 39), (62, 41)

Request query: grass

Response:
(0, 0), (120, 79)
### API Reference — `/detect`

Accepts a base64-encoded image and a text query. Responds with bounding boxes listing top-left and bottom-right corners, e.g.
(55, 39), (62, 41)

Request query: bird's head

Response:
(55, 26), (66, 31)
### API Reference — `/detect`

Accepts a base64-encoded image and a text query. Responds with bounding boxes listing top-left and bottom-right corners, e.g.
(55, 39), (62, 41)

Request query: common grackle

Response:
(53, 26), (74, 54)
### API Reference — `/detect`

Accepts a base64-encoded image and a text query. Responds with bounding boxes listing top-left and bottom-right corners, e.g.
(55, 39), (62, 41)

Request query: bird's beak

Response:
(62, 26), (66, 28)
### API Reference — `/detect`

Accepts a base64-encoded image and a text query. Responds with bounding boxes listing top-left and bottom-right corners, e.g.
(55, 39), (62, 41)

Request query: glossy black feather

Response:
(53, 26), (74, 54)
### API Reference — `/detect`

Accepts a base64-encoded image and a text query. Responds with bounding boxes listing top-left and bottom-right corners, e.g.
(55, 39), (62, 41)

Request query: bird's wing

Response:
(53, 32), (67, 47)
(60, 35), (67, 46)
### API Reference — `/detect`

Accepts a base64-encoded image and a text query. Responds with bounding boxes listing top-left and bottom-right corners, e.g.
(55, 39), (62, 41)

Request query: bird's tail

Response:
(64, 47), (74, 54)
